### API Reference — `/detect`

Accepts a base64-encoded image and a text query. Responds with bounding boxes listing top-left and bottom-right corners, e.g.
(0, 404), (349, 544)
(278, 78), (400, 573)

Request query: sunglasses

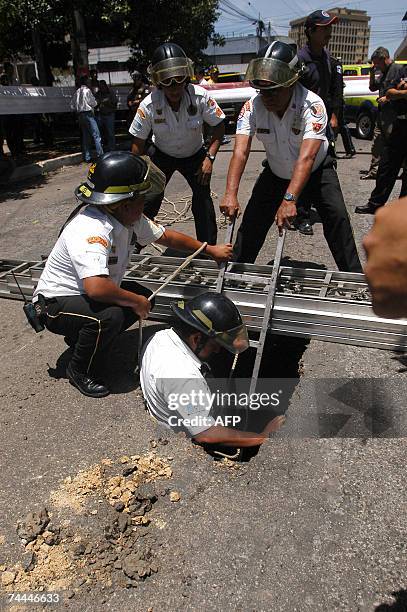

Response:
(160, 75), (187, 87)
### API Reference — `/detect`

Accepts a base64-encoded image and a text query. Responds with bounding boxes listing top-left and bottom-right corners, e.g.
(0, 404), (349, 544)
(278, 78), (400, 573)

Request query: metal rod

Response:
(249, 231), (286, 396)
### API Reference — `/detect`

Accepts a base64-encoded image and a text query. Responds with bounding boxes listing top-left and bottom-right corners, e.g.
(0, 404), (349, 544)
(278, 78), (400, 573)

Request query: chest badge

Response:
(292, 127), (301, 135)
(156, 108), (163, 115)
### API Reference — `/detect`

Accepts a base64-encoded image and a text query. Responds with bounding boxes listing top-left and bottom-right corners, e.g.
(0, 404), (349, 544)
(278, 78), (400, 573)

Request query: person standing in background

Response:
(126, 71), (149, 129)
(70, 75), (103, 162)
(96, 80), (118, 151)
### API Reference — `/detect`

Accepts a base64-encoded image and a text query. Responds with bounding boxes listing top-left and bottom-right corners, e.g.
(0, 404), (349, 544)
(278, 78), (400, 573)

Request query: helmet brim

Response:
(75, 185), (132, 206)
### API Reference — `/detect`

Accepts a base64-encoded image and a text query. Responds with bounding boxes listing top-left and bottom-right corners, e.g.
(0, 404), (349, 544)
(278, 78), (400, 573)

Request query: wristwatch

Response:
(206, 153), (216, 162)
(283, 192), (297, 202)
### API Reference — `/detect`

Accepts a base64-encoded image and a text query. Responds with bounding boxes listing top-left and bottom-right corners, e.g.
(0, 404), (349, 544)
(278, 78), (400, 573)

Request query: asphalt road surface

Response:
(0, 137), (406, 612)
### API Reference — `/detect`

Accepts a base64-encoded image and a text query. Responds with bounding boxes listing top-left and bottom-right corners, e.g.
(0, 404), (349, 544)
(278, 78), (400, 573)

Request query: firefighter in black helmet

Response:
(33, 152), (232, 399)
(140, 292), (285, 448)
(220, 40), (362, 273)
(130, 42), (226, 245)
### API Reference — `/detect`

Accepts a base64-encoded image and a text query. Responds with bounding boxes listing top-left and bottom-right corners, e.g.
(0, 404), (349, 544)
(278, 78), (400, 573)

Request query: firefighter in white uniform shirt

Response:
(33, 152), (232, 399)
(130, 43), (225, 245)
(140, 292), (285, 448)
(220, 41), (361, 273)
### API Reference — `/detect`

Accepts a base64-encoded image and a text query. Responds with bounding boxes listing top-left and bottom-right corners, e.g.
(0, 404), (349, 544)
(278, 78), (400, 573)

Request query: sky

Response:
(215, 0), (407, 58)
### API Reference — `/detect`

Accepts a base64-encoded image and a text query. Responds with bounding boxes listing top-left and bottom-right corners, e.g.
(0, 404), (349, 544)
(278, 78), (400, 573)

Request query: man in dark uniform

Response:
(360, 48), (403, 181)
(356, 65), (407, 214)
(295, 9), (343, 235)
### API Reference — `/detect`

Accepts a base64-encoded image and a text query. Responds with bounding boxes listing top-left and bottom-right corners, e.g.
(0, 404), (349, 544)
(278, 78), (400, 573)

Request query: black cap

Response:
(305, 10), (338, 29)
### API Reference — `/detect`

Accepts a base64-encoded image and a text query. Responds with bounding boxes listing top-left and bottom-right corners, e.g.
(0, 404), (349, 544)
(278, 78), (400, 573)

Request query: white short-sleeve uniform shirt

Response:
(129, 84), (225, 158)
(236, 83), (329, 179)
(140, 328), (215, 437)
(33, 205), (165, 299)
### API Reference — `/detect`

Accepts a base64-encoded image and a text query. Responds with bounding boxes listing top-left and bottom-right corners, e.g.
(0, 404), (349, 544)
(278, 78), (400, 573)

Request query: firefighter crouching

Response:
(32, 152), (232, 399)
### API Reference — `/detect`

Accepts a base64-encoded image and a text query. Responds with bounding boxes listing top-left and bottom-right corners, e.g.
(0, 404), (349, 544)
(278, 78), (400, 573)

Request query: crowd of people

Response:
(28, 11), (407, 452)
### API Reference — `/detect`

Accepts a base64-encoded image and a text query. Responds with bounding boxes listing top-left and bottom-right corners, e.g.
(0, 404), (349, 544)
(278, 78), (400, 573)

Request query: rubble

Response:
(0, 451), (178, 599)
(16, 508), (50, 543)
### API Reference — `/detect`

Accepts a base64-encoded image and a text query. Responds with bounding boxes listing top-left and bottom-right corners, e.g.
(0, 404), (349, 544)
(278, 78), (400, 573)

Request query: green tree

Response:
(126, 0), (222, 71)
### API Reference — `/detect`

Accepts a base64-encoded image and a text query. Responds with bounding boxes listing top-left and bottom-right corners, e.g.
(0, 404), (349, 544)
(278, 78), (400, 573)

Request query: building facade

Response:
(289, 7), (371, 64)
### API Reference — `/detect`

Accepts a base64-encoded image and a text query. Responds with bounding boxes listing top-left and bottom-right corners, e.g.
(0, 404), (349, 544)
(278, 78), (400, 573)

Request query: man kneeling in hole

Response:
(140, 292), (285, 450)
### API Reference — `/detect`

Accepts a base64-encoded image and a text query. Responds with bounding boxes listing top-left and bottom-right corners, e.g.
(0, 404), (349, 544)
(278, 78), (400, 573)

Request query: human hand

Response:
(206, 243), (233, 264)
(220, 193), (241, 219)
(275, 201), (297, 235)
(195, 157), (213, 185)
(132, 295), (151, 320)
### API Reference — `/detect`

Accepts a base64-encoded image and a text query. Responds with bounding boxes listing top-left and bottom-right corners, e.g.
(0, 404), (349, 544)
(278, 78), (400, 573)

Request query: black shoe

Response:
(359, 169), (369, 175)
(64, 336), (76, 348)
(360, 173), (376, 180)
(221, 136), (231, 145)
(354, 203), (378, 214)
(297, 220), (314, 236)
(66, 363), (110, 398)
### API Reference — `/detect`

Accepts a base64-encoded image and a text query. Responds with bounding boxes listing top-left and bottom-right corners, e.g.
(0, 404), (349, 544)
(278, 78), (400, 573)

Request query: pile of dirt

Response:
(0, 447), (180, 600)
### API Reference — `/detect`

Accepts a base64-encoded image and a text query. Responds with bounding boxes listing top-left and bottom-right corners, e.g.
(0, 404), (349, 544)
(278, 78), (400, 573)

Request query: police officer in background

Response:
(130, 43), (226, 245)
(356, 62), (407, 214)
(295, 10), (343, 235)
(33, 152), (232, 399)
(220, 41), (362, 273)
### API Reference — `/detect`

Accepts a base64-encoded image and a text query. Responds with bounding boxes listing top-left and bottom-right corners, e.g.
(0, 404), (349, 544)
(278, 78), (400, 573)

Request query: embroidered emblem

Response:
(207, 98), (216, 107)
(310, 103), (325, 118)
(238, 100), (251, 119)
(137, 107), (146, 119)
(215, 107), (223, 118)
(312, 122), (323, 132)
(156, 108), (163, 115)
(87, 236), (109, 248)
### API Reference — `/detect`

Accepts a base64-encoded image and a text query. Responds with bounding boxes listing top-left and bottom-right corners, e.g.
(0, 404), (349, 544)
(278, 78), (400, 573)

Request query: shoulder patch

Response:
(87, 236), (109, 248)
(310, 103), (325, 118)
(312, 122), (323, 132)
(215, 107), (223, 118)
(238, 100), (251, 119)
(137, 107), (146, 119)
(207, 97), (216, 107)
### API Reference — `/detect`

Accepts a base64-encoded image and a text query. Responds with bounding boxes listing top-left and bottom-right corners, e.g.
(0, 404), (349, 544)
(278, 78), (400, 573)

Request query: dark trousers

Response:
(368, 119), (407, 208)
(43, 281), (152, 376)
(144, 147), (217, 244)
(233, 156), (362, 273)
(337, 104), (356, 156)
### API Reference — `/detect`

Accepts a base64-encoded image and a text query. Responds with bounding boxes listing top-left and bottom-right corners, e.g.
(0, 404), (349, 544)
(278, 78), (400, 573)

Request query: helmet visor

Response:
(214, 323), (250, 355)
(245, 57), (300, 88)
(148, 57), (194, 86)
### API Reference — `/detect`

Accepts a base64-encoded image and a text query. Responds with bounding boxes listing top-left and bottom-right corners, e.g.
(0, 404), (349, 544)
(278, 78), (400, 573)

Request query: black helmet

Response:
(149, 43), (194, 86)
(75, 151), (165, 206)
(245, 40), (304, 89)
(171, 292), (249, 355)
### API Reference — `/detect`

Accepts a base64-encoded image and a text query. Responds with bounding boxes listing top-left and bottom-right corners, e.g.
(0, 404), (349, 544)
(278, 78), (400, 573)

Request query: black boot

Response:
(66, 362), (110, 398)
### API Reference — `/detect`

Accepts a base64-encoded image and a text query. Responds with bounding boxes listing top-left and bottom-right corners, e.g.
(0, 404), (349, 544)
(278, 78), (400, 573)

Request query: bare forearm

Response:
(131, 138), (145, 155)
(83, 277), (143, 308)
(207, 123), (225, 156)
(386, 87), (407, 100)
(194, 425), (268, 447)
(286, 156), (315, 198)
(225, 150), (249, 196)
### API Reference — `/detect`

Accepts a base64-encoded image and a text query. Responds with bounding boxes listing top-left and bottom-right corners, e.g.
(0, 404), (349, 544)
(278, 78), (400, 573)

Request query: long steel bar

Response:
(250, 230), (286, 395)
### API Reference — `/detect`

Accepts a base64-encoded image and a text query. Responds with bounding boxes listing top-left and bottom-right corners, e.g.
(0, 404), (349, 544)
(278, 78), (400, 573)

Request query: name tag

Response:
(154, 118), (167, 124)
(108, 257), (118, 265)
(257, 128), (270, 134)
